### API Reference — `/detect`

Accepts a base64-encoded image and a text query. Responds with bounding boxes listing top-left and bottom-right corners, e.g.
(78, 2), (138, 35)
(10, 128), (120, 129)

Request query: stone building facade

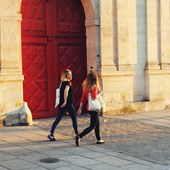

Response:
(0, 0), (170, 118)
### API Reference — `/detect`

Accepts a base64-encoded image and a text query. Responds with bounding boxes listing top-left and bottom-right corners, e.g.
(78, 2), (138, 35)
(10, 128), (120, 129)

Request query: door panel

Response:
(54, 38), (86, 109)
(21, 0), (46, 36)
(56, 0), (85, 37)
(22, 37), (53, 118)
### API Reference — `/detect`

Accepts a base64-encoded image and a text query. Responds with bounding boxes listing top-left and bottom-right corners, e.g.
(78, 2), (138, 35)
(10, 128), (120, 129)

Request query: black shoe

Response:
(75, 135), (80, 146)
(96, 139), (105, 144)
(47, 134), (56, 141)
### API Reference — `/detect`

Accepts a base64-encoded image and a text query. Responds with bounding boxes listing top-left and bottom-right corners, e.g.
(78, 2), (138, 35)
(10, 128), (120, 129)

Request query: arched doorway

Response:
(21, 0), (87, 118)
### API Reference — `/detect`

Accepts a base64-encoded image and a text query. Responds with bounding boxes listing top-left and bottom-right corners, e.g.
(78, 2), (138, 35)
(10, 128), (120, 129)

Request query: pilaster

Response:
(100, 0), (117, 74)
(146, 0), (160, 70)
(160, 0), (170, 70)
(117, 0), (137, 71)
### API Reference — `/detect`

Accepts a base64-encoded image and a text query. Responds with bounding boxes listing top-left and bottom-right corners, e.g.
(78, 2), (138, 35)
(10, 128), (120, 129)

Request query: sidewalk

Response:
(0, 110), (170, 170)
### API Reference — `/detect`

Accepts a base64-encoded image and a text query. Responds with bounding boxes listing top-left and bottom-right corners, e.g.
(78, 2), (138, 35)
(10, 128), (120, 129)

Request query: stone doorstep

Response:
(0, 116), (5, 128)
(104, 101), (165, 116)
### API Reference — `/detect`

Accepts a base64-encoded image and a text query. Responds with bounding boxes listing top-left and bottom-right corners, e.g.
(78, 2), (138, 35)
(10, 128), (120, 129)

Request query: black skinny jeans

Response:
(79, 111), (101, 140)
(50, 104), (78, 135)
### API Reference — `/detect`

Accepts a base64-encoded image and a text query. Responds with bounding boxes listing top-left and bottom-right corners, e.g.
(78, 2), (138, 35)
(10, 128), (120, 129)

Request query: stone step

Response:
(0, 116), (5, 128)
(104, 101), (165, 116)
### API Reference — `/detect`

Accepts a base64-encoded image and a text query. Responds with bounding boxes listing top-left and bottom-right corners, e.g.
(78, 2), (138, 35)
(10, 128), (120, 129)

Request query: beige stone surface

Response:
(160, 0), (170, 68)
(4, 102), (33, 126)
(0, 0), (23, 116)
(82, 0), (100, 73)
(0, 75), (23, 114)
(1, 0), (170, 117)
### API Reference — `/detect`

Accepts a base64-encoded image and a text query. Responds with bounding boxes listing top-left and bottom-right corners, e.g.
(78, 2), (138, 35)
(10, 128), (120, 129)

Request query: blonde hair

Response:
(82, 71), (100, 91)
(60, 69), (72, 81)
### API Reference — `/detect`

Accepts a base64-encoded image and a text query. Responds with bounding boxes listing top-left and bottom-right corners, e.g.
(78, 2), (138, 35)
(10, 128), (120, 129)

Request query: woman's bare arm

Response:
(61, 85), (69, 108)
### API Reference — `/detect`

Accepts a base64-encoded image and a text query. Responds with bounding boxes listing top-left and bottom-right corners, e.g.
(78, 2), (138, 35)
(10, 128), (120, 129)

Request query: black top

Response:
(59, 81), (73, 106)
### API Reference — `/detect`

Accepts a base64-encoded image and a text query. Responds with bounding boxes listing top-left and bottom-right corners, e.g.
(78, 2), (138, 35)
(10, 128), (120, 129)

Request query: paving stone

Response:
(0, 152), (15, 161)
(94, 156), (134, 166)
(0, 159), (35, 170)
(87, 163), (123, 170)
(21, 165), (48, 170)
(0, 166), (9, 170)
(59, 155), (100, 166)
(53, 165), (89, 170)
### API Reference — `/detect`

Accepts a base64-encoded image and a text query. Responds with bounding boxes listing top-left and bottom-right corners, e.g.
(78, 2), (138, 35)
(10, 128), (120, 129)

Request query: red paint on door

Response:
(21, 0), (87, 118)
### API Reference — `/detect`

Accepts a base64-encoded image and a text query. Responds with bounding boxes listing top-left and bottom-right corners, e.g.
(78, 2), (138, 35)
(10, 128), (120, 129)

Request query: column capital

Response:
(145, 62), (161, 70)
(85, 18), (100, 27)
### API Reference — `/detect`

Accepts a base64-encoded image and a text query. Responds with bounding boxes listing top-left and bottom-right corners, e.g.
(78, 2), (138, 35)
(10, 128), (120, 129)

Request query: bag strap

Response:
(97, 92), (103, 97)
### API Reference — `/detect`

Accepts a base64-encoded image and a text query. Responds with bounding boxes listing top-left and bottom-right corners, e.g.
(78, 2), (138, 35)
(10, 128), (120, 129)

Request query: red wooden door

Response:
(21, 0), (87, 118)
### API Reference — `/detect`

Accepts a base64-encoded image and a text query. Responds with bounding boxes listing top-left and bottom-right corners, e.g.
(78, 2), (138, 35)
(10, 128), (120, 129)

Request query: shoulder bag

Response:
(88, 92), (103, 112)
(55, 82), (62, 108)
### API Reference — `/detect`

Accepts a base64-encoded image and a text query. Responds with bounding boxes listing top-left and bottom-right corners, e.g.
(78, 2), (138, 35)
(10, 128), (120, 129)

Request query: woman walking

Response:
(76, 71), (104, 146)
(48, 69), (78, 144)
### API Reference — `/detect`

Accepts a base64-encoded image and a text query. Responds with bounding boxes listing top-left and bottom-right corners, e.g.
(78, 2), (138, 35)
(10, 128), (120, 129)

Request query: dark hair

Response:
(87, 71), (97, 86)
(82, 71), (100, 91)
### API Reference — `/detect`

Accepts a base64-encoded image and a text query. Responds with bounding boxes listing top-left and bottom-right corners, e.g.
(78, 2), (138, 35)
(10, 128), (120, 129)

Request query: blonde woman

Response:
(76, 71), (104, 146)
(48, 69), (78, 143)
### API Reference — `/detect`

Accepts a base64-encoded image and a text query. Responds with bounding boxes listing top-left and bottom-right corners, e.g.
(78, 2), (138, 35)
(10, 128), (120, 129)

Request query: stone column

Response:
(145, 0), (160, 70)
(117, 0), (137, 71)
(160, 0), (170, 69)
(0, 0), (23, 115)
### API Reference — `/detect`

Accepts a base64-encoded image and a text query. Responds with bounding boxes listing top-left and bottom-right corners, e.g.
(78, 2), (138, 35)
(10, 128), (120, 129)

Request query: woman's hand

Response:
(55, 104), (58, 108)
(77, 108), (82, 116)
(61, 102), (66, 108)
(77, 103), (83, 116)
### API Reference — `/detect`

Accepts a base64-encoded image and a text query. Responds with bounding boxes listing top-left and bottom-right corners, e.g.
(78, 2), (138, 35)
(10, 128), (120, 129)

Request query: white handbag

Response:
(88, 92), (103, 112)
(55, 82), (62, 108)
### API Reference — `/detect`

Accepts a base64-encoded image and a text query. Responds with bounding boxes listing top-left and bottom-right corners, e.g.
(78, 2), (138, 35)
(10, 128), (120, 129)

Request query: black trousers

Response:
(79, 111), (101, 140)
(50, 104), (78, 135)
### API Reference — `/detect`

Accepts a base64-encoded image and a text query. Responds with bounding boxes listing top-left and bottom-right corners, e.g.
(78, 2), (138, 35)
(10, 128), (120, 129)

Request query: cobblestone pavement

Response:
(34, 111), (170, 166)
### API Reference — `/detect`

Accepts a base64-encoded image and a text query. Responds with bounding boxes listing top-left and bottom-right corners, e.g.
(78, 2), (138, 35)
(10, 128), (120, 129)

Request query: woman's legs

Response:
(50, 108), (65, 135)
(67, 104), (78, 135)
(79, 111), (99, 139)
(94, 114), (101, 140)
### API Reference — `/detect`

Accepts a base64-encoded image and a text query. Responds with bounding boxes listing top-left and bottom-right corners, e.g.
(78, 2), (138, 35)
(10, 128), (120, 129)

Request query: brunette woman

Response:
(76, 71), (104, 146)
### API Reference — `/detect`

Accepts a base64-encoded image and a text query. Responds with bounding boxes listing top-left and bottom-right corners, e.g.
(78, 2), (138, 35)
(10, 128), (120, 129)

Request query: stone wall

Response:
(100, 0), (136, 113)
(0, 0), (170, 117)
